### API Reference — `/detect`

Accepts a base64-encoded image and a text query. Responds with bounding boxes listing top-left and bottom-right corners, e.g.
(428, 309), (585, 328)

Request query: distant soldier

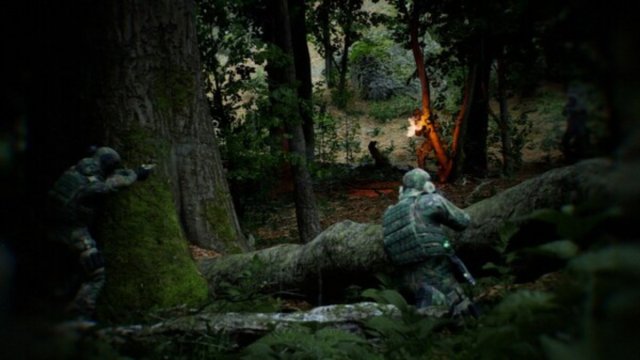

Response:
(383, 168), (476, 317)
(47, 147), (153, 319)
(561, 93), (590, 163)
(407, 109), (433, 170)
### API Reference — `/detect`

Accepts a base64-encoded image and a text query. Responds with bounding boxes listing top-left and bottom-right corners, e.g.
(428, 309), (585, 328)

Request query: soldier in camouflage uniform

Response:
(383, 168), (476, 317)
(47, 147), (153, 319)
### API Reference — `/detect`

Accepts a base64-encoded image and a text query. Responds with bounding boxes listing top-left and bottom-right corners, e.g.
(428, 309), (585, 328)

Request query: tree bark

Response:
(407, 7), (449, 180)
(444, 65), (477, 181)
(496, 53), (514, 176)
(199, 158), (637, 299)
(336, 17), (352, 109)
(319, 0), (335, 88)
(31, 0), (251, 321)
(463, 35), (491, 177)
(89, 1), (247, 253)
(289, 0), (315, 163)
(267, 0), (322, 243)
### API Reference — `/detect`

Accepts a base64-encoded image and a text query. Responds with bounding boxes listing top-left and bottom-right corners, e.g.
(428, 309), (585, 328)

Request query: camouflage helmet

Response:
(93, 147), (122, 174)
(402, 168), (431, 190)
(76, 157), (100, 176)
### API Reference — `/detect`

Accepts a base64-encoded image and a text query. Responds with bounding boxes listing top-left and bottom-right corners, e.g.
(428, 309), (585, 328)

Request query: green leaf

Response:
(535, 240), (579, 260)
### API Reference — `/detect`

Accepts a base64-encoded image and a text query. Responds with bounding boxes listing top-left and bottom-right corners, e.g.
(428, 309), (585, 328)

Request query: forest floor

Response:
(234, 84), (571, 251)
(243, 159), (564, 251)
(191, 83), (572, 258)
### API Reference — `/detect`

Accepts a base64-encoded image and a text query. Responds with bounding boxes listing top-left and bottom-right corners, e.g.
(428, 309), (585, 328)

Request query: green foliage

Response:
(312, 102), (361, 165)
(361, 286), (453, 360)
(196, 0), (263, 134)
(470, 290), (560, 360)
(314, 111), (341, 164)
(522, 89), (566, 154)
(522, 205), (621, 243)
(489, 205), (621, 281)
(307, 0), (373, 87)
(11, 329), (126, 360)
(349, 35), (409, 100)
(368, 95), (420, 123)
(207, 256), (282, 313)
(340, 116), (362, 164)
(243, 326), (378, 359)
(144, 332), (237, 360)
(330, 86), (354, 109)
(539, 245), (640, 360)
(196, 0), (288, 201)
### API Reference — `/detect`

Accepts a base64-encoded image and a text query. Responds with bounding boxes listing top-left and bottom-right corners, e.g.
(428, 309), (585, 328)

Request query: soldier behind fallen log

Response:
(561, 93), (590, 163)
(47, 146), (154, 320)
(383, 168), (477, 317)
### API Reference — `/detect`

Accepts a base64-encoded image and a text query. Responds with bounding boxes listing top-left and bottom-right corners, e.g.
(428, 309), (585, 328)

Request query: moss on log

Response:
(199, 221), (392, 302)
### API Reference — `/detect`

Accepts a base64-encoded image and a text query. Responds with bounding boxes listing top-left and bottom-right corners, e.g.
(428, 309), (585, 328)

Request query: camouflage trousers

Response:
(50, 226), (105, 319)
(400, 255), (474, 316)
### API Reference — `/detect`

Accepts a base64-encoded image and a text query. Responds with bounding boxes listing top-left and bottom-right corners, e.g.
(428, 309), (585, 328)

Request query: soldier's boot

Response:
(415, 283), (448, 311)
(66, 249), (105, 320)
(446, 288), (479, 319)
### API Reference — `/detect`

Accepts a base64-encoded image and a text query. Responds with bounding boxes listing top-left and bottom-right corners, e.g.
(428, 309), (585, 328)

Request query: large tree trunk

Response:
(95, 0), (251, 321)
(21, 0), (250, 322)
(199, 158), (638, 300)
(93, 0), (247, 254)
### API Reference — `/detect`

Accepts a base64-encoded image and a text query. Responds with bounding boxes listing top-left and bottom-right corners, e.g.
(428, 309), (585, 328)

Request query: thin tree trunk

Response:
(289, 0), (315, 163)
(463, 35), (491, 177)
(408, 8), (449, 180)
(319, 0), (334, 88)
(336, 19), (352, 108)
(444, 65), (477, 181)
(497, 53), (514, 176)
(269, 0), (322, 243)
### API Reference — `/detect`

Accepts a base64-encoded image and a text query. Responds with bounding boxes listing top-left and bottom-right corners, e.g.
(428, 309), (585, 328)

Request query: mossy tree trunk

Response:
(71, 0), (248, 321)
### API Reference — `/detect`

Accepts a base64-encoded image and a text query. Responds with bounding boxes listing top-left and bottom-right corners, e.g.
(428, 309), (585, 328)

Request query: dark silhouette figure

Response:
(561, 94), (590, 163)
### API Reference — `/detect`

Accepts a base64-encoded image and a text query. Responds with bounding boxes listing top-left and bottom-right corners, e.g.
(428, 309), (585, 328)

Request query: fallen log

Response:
(199, 157), (639, 300)
(98, 302), (398, 339)
(199, 221), (392, 303)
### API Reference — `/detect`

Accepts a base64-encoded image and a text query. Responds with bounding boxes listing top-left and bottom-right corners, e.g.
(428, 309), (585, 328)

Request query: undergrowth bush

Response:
(241, 203), (636, 359)
(368, 96), (420, 123)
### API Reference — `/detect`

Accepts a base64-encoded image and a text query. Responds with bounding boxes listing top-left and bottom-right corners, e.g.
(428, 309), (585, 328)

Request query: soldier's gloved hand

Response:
(135, 164), (155, 181)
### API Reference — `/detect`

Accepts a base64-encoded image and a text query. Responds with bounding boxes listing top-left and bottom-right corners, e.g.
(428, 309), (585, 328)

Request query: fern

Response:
(242, 325), (379, 359)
